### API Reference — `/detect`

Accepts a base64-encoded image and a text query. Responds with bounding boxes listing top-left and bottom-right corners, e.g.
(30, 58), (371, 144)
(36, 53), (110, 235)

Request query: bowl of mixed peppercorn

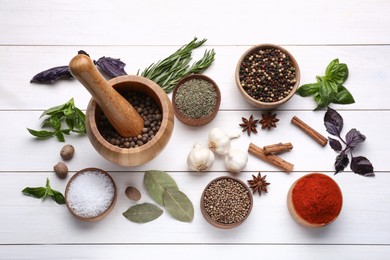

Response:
(235, 44), (300, 109)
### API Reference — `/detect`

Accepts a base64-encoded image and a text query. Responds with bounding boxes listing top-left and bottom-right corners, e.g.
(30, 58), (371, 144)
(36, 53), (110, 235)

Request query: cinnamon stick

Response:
(291, 116), (328, 147)
(248, 143), (294, 173)
(263, 142), (293, 155)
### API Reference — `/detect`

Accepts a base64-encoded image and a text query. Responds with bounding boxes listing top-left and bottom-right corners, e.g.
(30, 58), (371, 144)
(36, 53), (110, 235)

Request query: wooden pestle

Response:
(69, 54), (144, 137)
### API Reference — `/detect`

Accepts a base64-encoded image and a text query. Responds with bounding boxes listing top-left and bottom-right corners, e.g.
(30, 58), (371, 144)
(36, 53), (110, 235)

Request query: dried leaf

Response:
(144, 170), (179, 206)
(335, 152), (349, 174)
(122, 203), (163, 223)
(328, 137), (343, 152)
(95, 56), (127, 77)
(346, 128), (366, 149)
(30, 65), (73, 84)
(351, 156), (374, 177)
(324, 107), (343, 136)
(163, 188), (194, 222)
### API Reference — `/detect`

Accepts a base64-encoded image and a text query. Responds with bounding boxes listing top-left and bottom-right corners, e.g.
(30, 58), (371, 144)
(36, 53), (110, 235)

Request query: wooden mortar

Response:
(69, 54), (144, 137)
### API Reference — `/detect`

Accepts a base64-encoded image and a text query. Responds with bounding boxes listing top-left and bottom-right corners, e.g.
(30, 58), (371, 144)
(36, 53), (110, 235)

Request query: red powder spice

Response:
(292, 173), (342, 225)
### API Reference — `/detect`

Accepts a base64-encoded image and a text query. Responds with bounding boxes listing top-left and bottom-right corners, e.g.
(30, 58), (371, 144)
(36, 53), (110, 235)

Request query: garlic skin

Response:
(187, 143), (215, 171)
(208, 127), (239, 155)
(224, 149), (248, 173)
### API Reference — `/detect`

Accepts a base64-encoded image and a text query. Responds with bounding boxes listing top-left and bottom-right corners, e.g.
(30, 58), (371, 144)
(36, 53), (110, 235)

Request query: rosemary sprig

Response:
(137, 37), (215, 93)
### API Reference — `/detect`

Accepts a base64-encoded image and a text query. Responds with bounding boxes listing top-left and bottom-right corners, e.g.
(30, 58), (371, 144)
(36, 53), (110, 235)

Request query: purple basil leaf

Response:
(334, 152), (349, 174)
(350, 156), (374, 177)
(30, 66), (73, 84)
(328, 137), (343, 152)
(95, 57), (127, 77)
(78, 50), (89, 56)
(346, 128), (366, 149)
(324, 107), (343, 136)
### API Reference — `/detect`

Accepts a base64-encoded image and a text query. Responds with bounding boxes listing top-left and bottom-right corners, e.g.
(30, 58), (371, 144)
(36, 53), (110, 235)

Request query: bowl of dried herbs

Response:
(235, 44), (300, 109)
(172, 74), (221, 126)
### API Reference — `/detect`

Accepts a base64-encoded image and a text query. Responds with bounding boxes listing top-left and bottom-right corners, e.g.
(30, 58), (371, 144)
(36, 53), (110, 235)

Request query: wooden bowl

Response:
(86, 75), (174, 166)
(287, 173), (343, 228)
(235, 44), (300, 109)
(200, 176), (253, 229)
(65, 168), (117, 222)
(172, 74), (221, 126)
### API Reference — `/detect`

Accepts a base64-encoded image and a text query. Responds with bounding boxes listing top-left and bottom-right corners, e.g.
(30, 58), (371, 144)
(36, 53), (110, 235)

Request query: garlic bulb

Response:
(224, 149), (248, 173)
(187, 143), (215, 171)
(208, 127), (240, 155)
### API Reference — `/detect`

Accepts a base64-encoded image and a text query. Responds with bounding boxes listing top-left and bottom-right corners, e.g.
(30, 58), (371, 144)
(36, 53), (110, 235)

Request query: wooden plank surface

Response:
(1, 0), (389, 258)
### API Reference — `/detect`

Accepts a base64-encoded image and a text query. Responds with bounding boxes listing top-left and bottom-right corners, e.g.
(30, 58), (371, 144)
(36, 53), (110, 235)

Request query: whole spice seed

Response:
(98, 92), (162, 148)
(174, 79), (217, 119)
(60, 144), (75, 161)
(125, 186), (142, 201)
(54, 162), (68, 179)
(203, 178), (251, 224)
(239, 115), (259, 136)
(239, 47), (296, 102)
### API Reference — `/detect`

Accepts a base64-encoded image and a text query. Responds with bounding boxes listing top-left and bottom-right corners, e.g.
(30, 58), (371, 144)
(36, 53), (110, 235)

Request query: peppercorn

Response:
(98, 92), (162, 149)
(239, 47), (296, 102)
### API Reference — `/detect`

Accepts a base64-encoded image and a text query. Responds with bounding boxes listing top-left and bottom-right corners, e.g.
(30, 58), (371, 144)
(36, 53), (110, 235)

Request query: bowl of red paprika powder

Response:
(287, 173), (343, 228)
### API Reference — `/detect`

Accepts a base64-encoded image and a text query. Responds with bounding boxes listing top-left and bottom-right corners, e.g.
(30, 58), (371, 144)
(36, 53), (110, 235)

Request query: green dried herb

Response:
(144, 170), (178, 206)
(122, 203), (163, 223)
(296, 59), (355, 110)
(22, 178), (65, 205)
(144, 170), (194, 222)
(163, 188), (194, 222)
(138, 37), (215, 93)
(27, 98), (86, 142)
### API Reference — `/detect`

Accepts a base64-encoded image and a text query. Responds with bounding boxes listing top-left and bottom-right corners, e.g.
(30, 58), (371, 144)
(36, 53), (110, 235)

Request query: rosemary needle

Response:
(138, 37), (215, 93)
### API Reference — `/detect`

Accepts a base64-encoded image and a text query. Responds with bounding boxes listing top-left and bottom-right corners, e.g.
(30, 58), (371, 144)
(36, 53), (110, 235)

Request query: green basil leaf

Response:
(296, 83), (320, 97)
(334, 86), (355, 104)
(55, 130), (65, 142)
(319, 80), (335, 106)
(40, 102), (68, 118)
(325, 58), (349, 84)
(144, 170), (179, 206)
(66, 117), (75, 130)
(51, 190), (66, 204)
(163, 188), (194, 222)
(27, 128), (55, 138)
(122, 203), (163, 223)
(49, 116), (61, 130)
(22, 187), (47, 199)
(62, 129), (71, 135)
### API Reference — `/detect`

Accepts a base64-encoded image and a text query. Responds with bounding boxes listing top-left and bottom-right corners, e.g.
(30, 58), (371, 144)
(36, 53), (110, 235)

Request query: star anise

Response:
(239, 115), (259, 136)
(260, 112), (279, 130)
(247, 173), (270, 196)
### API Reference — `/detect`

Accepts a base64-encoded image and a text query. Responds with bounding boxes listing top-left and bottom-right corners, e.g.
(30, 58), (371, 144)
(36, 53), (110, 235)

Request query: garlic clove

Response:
(208, 127), (233, 155)
(224, 148), (248, 173)
(187, 143), (215, 171)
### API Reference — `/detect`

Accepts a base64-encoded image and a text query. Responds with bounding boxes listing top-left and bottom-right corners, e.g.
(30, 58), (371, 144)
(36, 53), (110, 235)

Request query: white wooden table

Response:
(1, 0), (390, 259)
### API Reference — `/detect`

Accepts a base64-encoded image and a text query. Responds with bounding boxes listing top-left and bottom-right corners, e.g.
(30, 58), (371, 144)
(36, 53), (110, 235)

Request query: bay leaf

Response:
(144, 170), (178, 205)
(122, 203), (163, 223)
(163, 188), (194, 222)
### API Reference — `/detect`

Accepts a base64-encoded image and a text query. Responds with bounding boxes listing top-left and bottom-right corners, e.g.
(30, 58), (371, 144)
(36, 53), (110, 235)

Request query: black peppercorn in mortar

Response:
(98, 92), (162, 149)
(239, 47), (297, 102)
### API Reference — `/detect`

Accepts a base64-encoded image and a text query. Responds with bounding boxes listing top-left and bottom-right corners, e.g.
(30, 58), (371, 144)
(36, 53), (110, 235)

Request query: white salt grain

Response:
(67, 170), (115, 218)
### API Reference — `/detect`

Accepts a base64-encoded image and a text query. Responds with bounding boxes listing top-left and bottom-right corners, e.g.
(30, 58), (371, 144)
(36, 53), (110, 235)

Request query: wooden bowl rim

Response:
(235, 43), (301, 108)
(172, 74), (221, 126)
(87, 75), (173, 156)
(287, 173), (343, 228)
(65, 167), (117, 221)
(200, 176), (253, 229)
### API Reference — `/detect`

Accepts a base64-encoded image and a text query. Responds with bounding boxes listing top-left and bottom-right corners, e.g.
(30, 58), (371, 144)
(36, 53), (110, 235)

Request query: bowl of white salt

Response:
(65, 168), (117, 222)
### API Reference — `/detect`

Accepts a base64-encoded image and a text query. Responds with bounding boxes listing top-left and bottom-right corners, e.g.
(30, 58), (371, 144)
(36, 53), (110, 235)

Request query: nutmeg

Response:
(54, 162), (68, 179)
(125, 186), (141, 201)
(60, 144), (74, 161)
